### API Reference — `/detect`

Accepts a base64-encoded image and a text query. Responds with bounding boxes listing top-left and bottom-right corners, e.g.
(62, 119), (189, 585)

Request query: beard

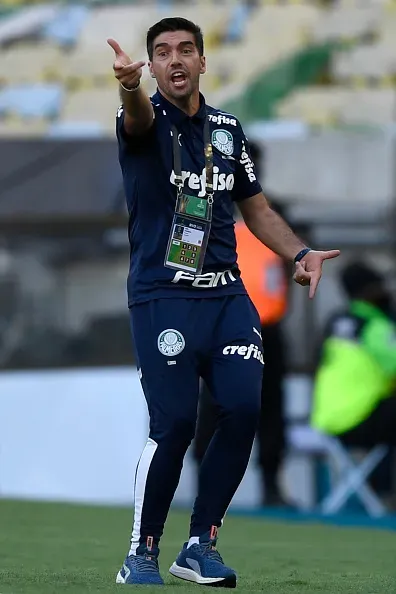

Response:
(158, 71), (200, 102)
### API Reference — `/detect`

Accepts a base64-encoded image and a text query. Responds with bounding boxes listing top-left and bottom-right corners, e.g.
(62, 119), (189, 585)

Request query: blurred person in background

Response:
(194, 142), (294, 508)
(312, 261), (396, 501)
(109, 16), (339, 588)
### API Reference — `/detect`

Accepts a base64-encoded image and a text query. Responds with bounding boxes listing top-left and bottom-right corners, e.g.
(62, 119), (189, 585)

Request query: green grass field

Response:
(0, 499), (395, 593)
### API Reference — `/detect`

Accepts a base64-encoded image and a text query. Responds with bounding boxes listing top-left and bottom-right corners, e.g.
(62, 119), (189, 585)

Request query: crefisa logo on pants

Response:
(157, 329), (186, 356)
(222, 343), (264, 364)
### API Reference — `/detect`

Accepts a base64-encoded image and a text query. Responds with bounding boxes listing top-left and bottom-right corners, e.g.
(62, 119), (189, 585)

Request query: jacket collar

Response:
(152, 89), (207, 126)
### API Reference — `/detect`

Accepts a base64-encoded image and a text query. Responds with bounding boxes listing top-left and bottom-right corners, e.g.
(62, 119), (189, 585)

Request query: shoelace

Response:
(194, 543), (224, 564)
(133, 554), (160, 574)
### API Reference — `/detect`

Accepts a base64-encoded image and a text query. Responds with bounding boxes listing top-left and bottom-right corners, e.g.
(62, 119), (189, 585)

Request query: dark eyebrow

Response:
(154, 40), (195, 51)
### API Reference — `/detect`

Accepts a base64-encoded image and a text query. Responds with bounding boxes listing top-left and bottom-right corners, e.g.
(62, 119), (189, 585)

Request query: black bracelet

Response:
(294, 248), (312, 263)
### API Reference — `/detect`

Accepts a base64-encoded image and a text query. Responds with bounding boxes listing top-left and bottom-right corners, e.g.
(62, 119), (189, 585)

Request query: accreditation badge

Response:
(164, 213), (210, 275)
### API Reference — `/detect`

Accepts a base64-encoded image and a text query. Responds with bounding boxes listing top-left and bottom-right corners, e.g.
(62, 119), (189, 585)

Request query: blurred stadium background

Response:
(1, 0), (396, 591)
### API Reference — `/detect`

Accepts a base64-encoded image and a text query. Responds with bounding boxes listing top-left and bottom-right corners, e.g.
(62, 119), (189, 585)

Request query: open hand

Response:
(107, 38), (145, 90)
(293, 249), (340, 299)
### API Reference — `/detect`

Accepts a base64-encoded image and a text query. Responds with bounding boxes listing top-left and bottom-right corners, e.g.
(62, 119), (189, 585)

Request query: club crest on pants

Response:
(157, 329), (185, 356)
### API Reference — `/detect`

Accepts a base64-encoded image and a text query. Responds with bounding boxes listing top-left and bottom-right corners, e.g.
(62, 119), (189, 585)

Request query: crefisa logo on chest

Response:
(170, 168), (234, 197)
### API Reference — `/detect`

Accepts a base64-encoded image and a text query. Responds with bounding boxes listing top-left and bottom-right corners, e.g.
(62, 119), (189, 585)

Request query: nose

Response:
(170, 52), (182, 67)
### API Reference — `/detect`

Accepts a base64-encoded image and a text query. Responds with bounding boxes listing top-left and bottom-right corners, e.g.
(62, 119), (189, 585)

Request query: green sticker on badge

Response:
(183, 195), (207, 219)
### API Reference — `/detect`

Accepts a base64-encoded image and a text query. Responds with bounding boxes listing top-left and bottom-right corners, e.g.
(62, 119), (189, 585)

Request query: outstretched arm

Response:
(238, 192), (340, 298)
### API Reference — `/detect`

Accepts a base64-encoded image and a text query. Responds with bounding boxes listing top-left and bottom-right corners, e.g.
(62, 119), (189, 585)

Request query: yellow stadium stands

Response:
(275, 1), (396, 127)
(278, 87), (396, 126)
(0, 0), (395, 135)
(60, 88), (121, 133)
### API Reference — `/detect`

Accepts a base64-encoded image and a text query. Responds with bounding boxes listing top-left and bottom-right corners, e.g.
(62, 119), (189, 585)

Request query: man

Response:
(312, 261), (396, 452)
(108, 17), (339, 588)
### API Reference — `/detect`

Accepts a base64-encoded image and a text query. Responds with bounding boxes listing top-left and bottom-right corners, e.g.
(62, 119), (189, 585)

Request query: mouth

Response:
(170, 71), (188, 88)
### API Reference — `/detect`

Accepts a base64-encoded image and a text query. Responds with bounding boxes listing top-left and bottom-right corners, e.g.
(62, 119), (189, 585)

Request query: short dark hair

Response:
(147, 17), (204, 60)
(340, 261), (384, 299)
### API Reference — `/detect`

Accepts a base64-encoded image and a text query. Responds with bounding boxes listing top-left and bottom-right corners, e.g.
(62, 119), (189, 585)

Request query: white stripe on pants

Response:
(129, 437), (158, 555)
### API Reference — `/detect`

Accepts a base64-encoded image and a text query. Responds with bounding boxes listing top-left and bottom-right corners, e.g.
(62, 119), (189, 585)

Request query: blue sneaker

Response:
(169, 527), (236, 588)
(116, 538), (164, 585)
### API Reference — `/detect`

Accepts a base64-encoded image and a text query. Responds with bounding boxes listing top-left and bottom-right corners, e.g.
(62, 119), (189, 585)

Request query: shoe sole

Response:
(169, 563), (237, 588)
(115, 570), (164, 586)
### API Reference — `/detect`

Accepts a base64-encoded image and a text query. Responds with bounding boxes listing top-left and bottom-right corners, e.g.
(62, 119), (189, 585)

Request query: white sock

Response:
(128, 543), (137, 556)
(187, 537), (200, 549)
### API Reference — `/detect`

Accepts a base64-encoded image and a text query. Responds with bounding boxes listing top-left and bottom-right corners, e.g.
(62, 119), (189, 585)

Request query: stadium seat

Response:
(0, 84), (63, 119)
(223, 3), (251, 44)
(0, 119), (49, 136)
(312, 6), (380, 43)
(58, 87), (119, 132)
(42, 5), (89, 48)
(276, 87), (348, 123)
(0, 45), (63, 85)
(47, 120), (105, 138)
(60, 50), (114, 88)
(287, 424), (388, 517)
(277, 87), (396, 126)
(204, 5), (317, 98)
(339, 89), (396, 125)
(333, 44), (396, 81)
(381, 14), (396, 44)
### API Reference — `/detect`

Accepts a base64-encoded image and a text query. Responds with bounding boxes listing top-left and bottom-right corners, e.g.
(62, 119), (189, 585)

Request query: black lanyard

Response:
(171, 116), (214, 205)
